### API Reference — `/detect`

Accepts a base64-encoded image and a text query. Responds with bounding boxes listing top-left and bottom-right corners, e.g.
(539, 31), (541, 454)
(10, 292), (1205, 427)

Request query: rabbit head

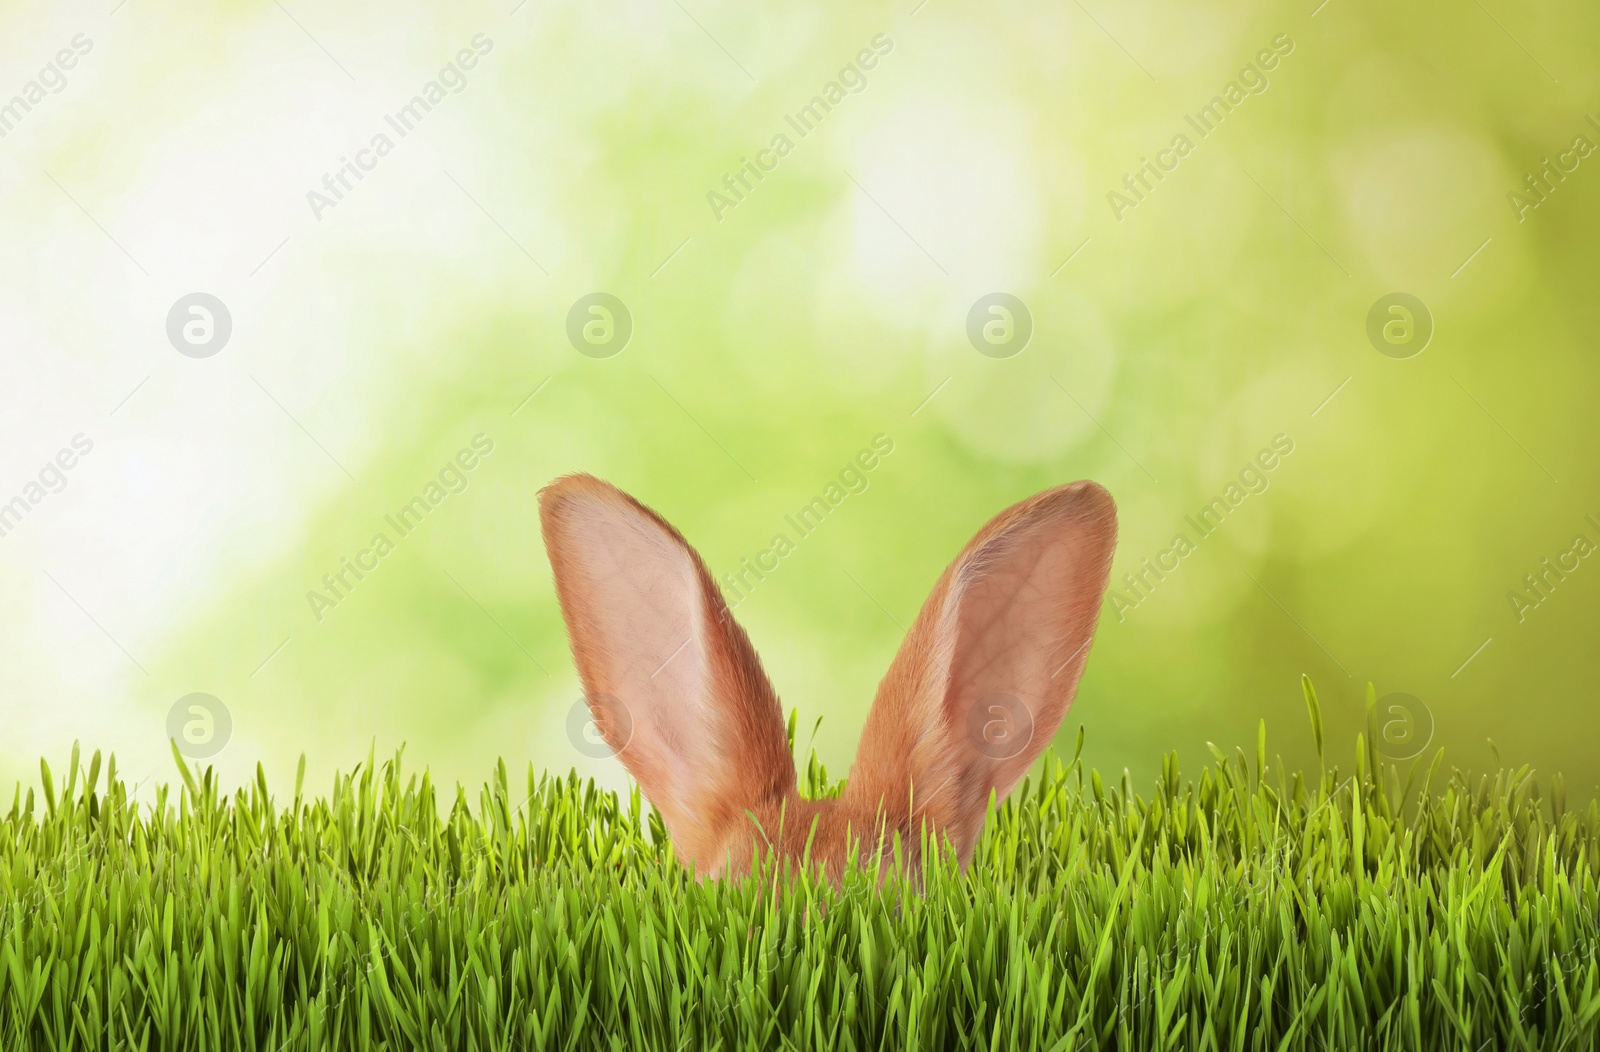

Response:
(539, 474), (1117, 882)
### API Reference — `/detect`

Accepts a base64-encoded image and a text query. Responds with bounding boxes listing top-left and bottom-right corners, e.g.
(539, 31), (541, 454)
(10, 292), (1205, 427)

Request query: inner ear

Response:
(553, 493), (711, 789)
(943, 519), (1100, 764)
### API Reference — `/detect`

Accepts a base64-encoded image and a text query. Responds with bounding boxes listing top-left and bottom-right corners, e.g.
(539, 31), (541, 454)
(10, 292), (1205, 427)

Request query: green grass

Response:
(4, 678), (1600, 1051)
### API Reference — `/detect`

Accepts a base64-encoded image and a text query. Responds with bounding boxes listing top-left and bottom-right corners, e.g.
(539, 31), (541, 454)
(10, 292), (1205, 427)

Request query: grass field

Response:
(4, 678), (1599, 1051)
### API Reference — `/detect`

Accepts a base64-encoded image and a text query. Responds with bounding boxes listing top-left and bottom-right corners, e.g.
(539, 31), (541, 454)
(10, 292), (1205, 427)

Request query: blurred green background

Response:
(2, 0), (1597, 800)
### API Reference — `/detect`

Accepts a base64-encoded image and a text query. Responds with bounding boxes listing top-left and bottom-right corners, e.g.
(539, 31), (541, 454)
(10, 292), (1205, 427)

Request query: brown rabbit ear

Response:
(538, 474), (795, 874)
(842, 481), (1117, 865)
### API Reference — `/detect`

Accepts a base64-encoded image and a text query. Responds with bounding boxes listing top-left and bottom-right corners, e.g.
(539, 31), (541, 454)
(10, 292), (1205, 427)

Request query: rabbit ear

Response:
(842, 481), (1117, 865)
(538, 474), (796, 873)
